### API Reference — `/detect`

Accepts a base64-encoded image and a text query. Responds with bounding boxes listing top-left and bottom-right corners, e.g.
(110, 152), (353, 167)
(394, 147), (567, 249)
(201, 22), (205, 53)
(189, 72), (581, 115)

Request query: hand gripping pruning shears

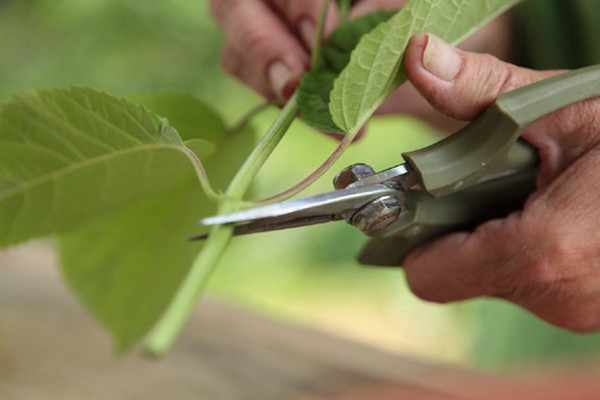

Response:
(195, 66), (600, 266)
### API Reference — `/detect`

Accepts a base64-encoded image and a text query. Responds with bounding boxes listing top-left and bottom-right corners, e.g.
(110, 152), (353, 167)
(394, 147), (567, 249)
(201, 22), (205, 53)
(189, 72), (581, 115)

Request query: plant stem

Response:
(227, 94), (298, 197)
(257, 133), (353, 203)
(311, 0), (331, 67)
(145, 0), (332, 355)
(338, 0), (351, 24)
(144, 94), (299, 356)
(181, 147), (224, 202)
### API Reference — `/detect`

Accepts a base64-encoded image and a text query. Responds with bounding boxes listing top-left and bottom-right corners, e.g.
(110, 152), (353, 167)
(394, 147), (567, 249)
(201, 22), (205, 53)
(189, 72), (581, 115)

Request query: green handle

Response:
(403, 64), (600, 198)
(358, 169), (536, 266)
(358, 65), (600, 266)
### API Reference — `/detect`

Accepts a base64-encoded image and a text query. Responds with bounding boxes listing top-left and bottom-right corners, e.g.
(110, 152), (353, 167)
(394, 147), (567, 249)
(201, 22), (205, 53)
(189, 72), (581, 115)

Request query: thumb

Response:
(403, 33), (559, 120)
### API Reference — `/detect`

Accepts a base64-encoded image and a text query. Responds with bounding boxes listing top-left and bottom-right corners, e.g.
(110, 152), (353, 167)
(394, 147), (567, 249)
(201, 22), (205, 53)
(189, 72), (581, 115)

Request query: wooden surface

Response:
(0, 244), (540, 400)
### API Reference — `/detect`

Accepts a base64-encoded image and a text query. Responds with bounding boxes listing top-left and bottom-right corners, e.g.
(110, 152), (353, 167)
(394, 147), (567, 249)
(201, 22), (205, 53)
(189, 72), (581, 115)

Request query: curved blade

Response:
(190, 214), (337, 241)
(199, 184), (396, 227)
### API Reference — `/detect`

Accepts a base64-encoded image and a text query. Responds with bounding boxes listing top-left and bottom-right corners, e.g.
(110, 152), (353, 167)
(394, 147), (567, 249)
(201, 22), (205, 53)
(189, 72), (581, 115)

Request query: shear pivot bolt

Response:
(333, 163), (375, 190)
(351, 195), (402, 234)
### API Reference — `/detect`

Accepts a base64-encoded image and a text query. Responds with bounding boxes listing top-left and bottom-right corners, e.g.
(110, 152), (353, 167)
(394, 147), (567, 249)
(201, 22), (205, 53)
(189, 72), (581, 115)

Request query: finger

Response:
(210, 0), (310, 101)
(403, 123), (600, 331)
(403, 33), (561, 121)
(400, 32), (600, 332)
(221, 45), (278, 99)
(402, 214), (526, 304)
(516, 146), (600, 331)
(268, 0), (339, 46)
(404, 33), (600, 185)
(377, 81), (467, 133)
(403, 200), (595, 325)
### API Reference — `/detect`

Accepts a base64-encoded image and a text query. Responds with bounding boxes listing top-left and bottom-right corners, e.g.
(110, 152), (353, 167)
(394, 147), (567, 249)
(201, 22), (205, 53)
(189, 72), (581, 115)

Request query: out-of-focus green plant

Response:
(0, 0), (524, 358)
(6, 0), (600, 370)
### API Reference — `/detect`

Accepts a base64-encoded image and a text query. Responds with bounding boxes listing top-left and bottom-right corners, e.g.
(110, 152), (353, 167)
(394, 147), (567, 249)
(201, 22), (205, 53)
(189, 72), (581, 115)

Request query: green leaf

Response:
(58, 175), (205, 350)
(329, 0), (521, 134)
(0, 87), (204, 248)
(298, 10), (396, 132)
(57, 93), (255, 350)
(127, 92), (227, 143)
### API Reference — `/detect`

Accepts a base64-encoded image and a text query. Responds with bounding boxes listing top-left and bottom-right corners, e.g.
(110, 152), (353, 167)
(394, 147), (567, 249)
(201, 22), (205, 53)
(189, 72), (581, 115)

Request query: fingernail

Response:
(422, 34), (462, 82)
(300, 18), (315, 48)
(268, 61), (292, 100)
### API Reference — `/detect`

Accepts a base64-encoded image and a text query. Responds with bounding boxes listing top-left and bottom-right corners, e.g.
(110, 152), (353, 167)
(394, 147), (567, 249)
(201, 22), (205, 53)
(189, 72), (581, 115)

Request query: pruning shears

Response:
(195, 66), (600, 266)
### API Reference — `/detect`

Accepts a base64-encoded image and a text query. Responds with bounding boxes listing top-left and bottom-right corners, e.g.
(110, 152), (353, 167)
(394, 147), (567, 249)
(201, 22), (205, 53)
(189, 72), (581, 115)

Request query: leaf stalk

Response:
(144, 95), (299, 355)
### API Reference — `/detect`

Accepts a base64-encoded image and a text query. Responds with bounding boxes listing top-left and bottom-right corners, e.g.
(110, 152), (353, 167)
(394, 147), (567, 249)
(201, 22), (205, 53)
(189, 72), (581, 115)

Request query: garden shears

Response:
(196, 66), (600, 266)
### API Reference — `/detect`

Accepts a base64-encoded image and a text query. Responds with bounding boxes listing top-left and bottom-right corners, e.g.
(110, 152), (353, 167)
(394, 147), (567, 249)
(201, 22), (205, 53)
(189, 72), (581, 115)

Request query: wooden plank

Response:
(0, 243), (551, 399)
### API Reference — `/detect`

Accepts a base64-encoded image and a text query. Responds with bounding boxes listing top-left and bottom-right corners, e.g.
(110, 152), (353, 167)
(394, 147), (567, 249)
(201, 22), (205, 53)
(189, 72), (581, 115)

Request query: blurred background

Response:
(1, 0), (599, 378)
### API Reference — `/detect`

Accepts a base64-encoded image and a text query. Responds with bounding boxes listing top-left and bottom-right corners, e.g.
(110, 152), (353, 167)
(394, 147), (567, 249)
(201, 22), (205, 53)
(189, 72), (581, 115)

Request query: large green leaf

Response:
(57, 93), (255, 350)
(298, 10), (396, 132)
(0, 88), (203, 247)
(0, 87), (255, 349)
(58, 175), (205, 350)
(127, 92), (227, 143)
(329, 0), (521, 134)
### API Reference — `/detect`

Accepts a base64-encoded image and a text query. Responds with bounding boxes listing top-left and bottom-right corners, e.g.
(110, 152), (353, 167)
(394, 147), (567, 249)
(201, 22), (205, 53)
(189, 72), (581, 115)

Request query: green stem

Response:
(311, 0), (331, 67)
(338, 0), (351, 24)
(144, 94), (299, 355)
(257, 133), (353, 203)
(227, 94), (298, 197)
(181, 147), (224, 202)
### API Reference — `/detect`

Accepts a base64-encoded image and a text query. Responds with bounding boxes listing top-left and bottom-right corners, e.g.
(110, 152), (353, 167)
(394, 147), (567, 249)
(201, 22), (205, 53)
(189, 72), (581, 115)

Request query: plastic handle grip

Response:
(403, 64), (600, 198)
(358, 170), (535, 266)
(358, 65), (600, 266)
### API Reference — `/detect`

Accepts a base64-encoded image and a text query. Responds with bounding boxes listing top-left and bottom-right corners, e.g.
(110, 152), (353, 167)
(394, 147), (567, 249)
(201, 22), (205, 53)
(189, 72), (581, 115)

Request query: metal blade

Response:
(199, 184), (396, 227)
(190, 214), (339, 241)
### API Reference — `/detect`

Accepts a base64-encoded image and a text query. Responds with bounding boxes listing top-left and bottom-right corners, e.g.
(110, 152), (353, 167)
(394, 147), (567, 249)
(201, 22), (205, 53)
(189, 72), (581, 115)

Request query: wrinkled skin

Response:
(403, 34), (600, 333)
(210, 1), (600, 333)
(209, 0), (512, 130)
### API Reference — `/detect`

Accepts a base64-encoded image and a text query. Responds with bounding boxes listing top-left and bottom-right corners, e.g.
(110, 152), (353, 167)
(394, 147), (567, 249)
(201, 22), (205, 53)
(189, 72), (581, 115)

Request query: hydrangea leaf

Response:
(298, 10), (396, 132)
(0, 87), (204, 247)
(0, 87), (254, 349)
(329, 0), (521, 134)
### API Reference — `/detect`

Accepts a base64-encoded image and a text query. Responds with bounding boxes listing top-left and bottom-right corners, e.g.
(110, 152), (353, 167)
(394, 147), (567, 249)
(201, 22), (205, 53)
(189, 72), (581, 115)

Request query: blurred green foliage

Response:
(1, 0), (599, 370)
(0, 0), (252, 120)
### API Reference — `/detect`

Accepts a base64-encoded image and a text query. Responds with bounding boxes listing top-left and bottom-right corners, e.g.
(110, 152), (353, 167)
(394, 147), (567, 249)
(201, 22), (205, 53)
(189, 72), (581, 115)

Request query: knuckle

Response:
(551, 98), (600, 147)
(471, 53), (533, 99)
(494, 61), (521, 94)
(520, 218), (574, 286)
(239, 29), (273, 62)
(512, 249), (569, 298)
(492, 229), (574, 301)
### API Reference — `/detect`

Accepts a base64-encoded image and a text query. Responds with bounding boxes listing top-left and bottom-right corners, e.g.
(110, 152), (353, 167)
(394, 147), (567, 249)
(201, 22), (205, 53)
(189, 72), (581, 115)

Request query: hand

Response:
(209, 0), (406, 102)
(401, 33), (600, 332)
(210, 0), (514, 130)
